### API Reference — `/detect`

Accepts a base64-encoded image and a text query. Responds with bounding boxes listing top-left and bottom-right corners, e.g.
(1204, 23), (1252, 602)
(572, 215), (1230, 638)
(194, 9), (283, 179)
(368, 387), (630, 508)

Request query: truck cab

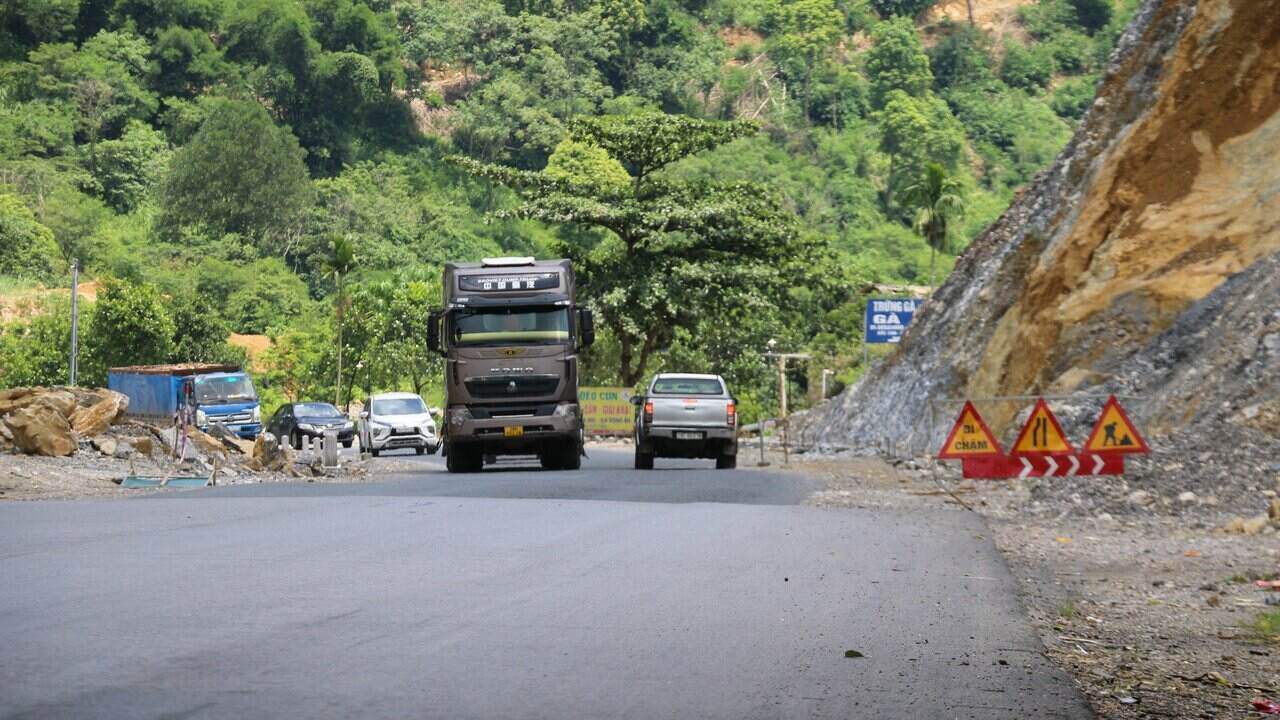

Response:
(429, 257), (594, 473)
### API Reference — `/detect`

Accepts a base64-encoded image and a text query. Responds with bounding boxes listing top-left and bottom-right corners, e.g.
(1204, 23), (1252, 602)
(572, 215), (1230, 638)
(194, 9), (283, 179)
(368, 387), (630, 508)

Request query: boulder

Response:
(185, 427), (228, 459)
(1241, 514), (1270, 535)
(131, 436), (154, 456)
(0, 388), (42, 416)
(207, 423), (255, 455)
(250, 432), (292, 472)
(90, 436), (118, 457)
(69, 390), (129, 437)
(5, 402), (76, 456)
(35, 390), (77, 419)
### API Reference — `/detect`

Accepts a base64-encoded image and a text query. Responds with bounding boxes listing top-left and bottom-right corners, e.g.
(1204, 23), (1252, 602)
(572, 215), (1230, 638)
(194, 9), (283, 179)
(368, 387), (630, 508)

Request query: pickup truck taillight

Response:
(643, 401), (653, 423)
(726, 401), (736, 428)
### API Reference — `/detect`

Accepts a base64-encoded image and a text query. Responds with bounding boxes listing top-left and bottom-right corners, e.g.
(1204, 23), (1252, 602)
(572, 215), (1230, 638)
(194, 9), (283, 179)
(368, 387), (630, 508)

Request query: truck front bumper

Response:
(448, 405), (580, 450)
(202, 423), (261, 439)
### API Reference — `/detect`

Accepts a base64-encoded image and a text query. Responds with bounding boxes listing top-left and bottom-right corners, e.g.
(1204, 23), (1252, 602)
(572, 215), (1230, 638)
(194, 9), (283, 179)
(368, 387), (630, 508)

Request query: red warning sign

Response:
(1083, 395), (1149, 454)
(938, 401), (1002, 459)
(1010, 398), (1075, 456)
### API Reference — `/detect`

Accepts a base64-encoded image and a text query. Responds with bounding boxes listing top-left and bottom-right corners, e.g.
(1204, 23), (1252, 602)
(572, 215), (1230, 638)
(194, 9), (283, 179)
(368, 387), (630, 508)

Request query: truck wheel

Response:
(415, 446), (425, 455)
(634, 450), (654, 470)
(540, 450), (562, 471)
(561, 439), (582, 470)
(447, 443), (481, 473)
(716, 454), (737, 470)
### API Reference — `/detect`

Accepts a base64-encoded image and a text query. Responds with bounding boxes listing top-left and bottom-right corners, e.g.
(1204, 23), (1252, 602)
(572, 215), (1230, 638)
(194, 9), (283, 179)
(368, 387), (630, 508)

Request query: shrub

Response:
(1000, 42), (1055, 90)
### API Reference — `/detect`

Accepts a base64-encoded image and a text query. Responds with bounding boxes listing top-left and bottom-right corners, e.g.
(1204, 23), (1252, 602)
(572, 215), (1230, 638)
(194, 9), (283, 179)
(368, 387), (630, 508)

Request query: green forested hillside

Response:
(0, 0), (1135, 417)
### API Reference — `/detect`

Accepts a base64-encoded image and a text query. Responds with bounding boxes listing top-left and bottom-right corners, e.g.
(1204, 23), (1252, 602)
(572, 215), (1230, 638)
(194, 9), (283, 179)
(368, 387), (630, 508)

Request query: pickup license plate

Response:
(504, 426), (524, 438)
(676, 431), (704, 440)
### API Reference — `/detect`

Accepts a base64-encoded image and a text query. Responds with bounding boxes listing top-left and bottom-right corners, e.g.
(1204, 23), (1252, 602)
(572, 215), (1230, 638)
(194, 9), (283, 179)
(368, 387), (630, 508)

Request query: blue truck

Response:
(108, 363), (262, 439)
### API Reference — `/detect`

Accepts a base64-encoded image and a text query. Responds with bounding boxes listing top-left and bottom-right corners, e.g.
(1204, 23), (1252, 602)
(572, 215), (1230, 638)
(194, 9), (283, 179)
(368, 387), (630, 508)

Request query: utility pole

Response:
(69, 259), (79, 386)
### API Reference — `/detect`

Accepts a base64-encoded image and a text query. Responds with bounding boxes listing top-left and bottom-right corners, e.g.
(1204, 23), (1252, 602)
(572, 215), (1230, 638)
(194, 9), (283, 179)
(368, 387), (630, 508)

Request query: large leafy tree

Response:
(864, 16), (932, 109)
(452, 112), (818, 385)
(764, 0), (845, 125)
(84, 279), (175, 382)
(0, 191), (62, 279)
(159, 99), (312, 250)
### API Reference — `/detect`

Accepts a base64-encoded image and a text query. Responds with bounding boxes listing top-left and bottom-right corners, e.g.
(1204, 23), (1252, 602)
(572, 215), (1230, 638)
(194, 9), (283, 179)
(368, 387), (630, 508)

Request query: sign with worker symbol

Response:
(1011, 399), (1075, 455)
(937, 401), (1003, 458)
(1083, 395), (1149, 454)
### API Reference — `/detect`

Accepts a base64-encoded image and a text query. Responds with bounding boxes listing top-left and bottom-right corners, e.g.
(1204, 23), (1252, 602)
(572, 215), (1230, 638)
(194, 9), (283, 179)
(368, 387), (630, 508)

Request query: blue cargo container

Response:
(108, 363), (262, 439)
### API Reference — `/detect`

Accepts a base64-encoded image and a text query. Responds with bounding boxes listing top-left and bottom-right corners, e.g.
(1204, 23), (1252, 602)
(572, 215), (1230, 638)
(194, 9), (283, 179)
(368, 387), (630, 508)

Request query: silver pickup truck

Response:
(632, 373), (738, 470)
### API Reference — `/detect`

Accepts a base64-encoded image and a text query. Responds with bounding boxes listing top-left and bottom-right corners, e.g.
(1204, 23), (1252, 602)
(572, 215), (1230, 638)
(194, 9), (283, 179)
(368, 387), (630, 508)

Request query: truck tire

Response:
(716, 454), (737, 470)
(634, 449), (654, 470)
(446, 443), (482, 473)
(561, 438), (582, 471)
(539, 447), (563, 471)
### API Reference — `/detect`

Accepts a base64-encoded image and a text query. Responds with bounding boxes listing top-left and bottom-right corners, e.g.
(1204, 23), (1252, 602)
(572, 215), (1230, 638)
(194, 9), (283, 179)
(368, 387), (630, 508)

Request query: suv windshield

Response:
(372, 397), (426, 415)
(451, 307), (570, 346)
(295, 403), (343, 418)
(652, 378), (724, 395)
(194, 375), (258, 404)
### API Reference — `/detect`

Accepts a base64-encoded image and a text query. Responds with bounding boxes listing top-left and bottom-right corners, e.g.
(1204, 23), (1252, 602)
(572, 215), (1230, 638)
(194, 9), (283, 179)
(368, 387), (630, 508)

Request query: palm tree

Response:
(322, 235), (358, 408)
(900, 162), (965, 291)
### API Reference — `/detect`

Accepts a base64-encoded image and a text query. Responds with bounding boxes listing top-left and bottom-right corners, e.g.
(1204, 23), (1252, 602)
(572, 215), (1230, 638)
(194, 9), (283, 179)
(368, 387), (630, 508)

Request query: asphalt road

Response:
(0, 446), (1091, 719)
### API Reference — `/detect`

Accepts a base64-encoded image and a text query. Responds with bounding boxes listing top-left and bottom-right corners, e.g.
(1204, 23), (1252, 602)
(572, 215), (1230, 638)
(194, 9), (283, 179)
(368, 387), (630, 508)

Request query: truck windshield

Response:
(194, 375), (258, 404)
(451, 307), (570, 346)
(652, 378), (724, 395)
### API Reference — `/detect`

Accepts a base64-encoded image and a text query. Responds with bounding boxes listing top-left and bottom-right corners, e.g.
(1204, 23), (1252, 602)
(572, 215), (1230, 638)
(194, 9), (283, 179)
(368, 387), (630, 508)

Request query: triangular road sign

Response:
(1011, 398), (1075, 455)
(938, 401), (1003, 459)
(1084, 395), (1150, 454)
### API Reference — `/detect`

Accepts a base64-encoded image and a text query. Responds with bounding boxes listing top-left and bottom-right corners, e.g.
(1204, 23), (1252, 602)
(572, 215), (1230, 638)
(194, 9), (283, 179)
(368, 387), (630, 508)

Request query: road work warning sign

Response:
(1084, 395), (1149, 454)
(937, 401), (1002, 458)
(1011, 399), (1074, 455)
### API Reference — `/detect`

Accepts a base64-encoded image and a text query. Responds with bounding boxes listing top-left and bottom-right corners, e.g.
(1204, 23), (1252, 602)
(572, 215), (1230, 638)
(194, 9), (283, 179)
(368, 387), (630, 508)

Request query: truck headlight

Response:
(553, 403), (578, 419)
(449, 408), (471, 427)
(196, 409), (207, 426)
(252, 406), (261, 423)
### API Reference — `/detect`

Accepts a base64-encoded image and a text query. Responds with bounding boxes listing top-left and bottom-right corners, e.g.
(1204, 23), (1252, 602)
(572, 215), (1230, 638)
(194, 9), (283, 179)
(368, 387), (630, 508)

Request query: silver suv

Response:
(359, 392), (439, 457)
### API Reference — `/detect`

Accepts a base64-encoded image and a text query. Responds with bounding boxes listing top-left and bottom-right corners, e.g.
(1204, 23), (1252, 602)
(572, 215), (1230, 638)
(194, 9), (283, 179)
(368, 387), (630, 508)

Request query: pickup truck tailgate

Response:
(649, 397), (728, 428)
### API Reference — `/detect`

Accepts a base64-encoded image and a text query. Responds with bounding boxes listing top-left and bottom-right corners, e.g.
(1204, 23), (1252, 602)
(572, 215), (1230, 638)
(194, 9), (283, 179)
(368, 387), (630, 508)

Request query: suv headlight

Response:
(298, 423), (316, 432)
(370, 421), (391, 438)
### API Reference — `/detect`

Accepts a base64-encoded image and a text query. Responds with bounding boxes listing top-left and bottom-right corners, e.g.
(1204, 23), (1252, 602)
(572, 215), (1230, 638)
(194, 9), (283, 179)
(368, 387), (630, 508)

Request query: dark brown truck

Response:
(428, 258), (595, 473)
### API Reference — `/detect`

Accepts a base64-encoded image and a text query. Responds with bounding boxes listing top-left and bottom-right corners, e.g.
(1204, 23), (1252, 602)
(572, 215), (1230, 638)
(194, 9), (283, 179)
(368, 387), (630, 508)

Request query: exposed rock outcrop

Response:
(808, 0), (1280, 465)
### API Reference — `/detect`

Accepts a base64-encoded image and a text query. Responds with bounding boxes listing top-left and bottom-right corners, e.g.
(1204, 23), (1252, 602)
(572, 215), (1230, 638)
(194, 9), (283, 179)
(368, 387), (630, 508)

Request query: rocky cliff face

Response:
(809, 0), (1280, 463)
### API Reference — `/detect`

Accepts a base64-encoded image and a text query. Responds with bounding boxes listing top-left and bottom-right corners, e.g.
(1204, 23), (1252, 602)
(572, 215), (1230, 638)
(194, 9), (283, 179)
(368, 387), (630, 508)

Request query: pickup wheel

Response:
(634, 449), (654, 470)
(290, 431), (302, 450)
(716, 454), (737, 470)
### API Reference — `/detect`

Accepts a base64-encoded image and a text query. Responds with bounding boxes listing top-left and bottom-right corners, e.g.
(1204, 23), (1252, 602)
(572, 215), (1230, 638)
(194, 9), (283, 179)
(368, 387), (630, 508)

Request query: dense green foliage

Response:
(0, 0), (1137, 416)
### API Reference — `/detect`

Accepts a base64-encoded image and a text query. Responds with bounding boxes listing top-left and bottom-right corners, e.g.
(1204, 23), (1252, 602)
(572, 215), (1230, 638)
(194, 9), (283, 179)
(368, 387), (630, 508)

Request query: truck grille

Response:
(210, 411), (254, 425)
(465, 375), (559, 399)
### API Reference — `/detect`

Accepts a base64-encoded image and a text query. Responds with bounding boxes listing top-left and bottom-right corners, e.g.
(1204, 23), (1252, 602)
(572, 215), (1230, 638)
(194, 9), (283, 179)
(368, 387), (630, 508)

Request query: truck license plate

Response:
(504, 426), (524, 438)
(676, 431), (703, 440)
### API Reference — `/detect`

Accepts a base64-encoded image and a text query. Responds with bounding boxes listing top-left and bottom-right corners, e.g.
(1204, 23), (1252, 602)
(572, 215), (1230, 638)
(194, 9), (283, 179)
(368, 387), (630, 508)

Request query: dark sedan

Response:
(265, 402), (356, 449)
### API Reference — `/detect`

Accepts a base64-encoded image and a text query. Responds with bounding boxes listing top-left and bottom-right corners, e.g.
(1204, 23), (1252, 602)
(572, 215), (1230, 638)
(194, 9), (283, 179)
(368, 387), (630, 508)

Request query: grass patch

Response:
(1058, 600), (1079, 619)
(0, 276), (43, 296)
(1251, 610), (1280, 643)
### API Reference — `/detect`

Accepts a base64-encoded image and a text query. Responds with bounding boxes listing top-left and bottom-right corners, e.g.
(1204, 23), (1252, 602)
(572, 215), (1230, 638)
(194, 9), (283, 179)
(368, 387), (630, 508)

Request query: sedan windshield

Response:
(372, 397), (426, 415)
(295, 403), (343, 418)
(652, 378), (724, 395)
(194, 375), (258, 404)
(451, 307), (570, 346)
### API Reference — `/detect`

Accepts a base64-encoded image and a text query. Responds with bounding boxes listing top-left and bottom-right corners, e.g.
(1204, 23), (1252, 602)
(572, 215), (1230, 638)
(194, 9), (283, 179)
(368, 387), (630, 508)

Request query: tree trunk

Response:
(929, 245), (937, 291)
(335, 275), (344, 408)
(966, 0), (976, 26)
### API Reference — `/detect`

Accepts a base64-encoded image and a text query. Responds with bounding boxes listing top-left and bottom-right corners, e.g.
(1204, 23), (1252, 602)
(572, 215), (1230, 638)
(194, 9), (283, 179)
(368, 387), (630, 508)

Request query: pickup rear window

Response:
(652, 378), (724, 395)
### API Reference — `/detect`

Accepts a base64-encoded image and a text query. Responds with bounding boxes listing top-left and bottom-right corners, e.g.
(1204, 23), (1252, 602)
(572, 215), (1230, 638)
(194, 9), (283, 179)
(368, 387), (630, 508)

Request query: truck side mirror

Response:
(427, 310), (443, 355)
(578, 308), (595, 349)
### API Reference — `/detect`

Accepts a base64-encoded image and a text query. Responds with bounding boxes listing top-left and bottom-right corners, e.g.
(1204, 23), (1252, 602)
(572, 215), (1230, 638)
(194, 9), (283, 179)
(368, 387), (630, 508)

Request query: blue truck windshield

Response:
(451, 307), (570, 346)
(195, 375), (258, 404)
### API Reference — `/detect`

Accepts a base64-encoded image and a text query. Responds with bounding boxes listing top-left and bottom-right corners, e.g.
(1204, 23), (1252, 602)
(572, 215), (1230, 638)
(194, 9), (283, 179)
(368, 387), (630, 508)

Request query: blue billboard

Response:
(864, 298), (923, 344)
